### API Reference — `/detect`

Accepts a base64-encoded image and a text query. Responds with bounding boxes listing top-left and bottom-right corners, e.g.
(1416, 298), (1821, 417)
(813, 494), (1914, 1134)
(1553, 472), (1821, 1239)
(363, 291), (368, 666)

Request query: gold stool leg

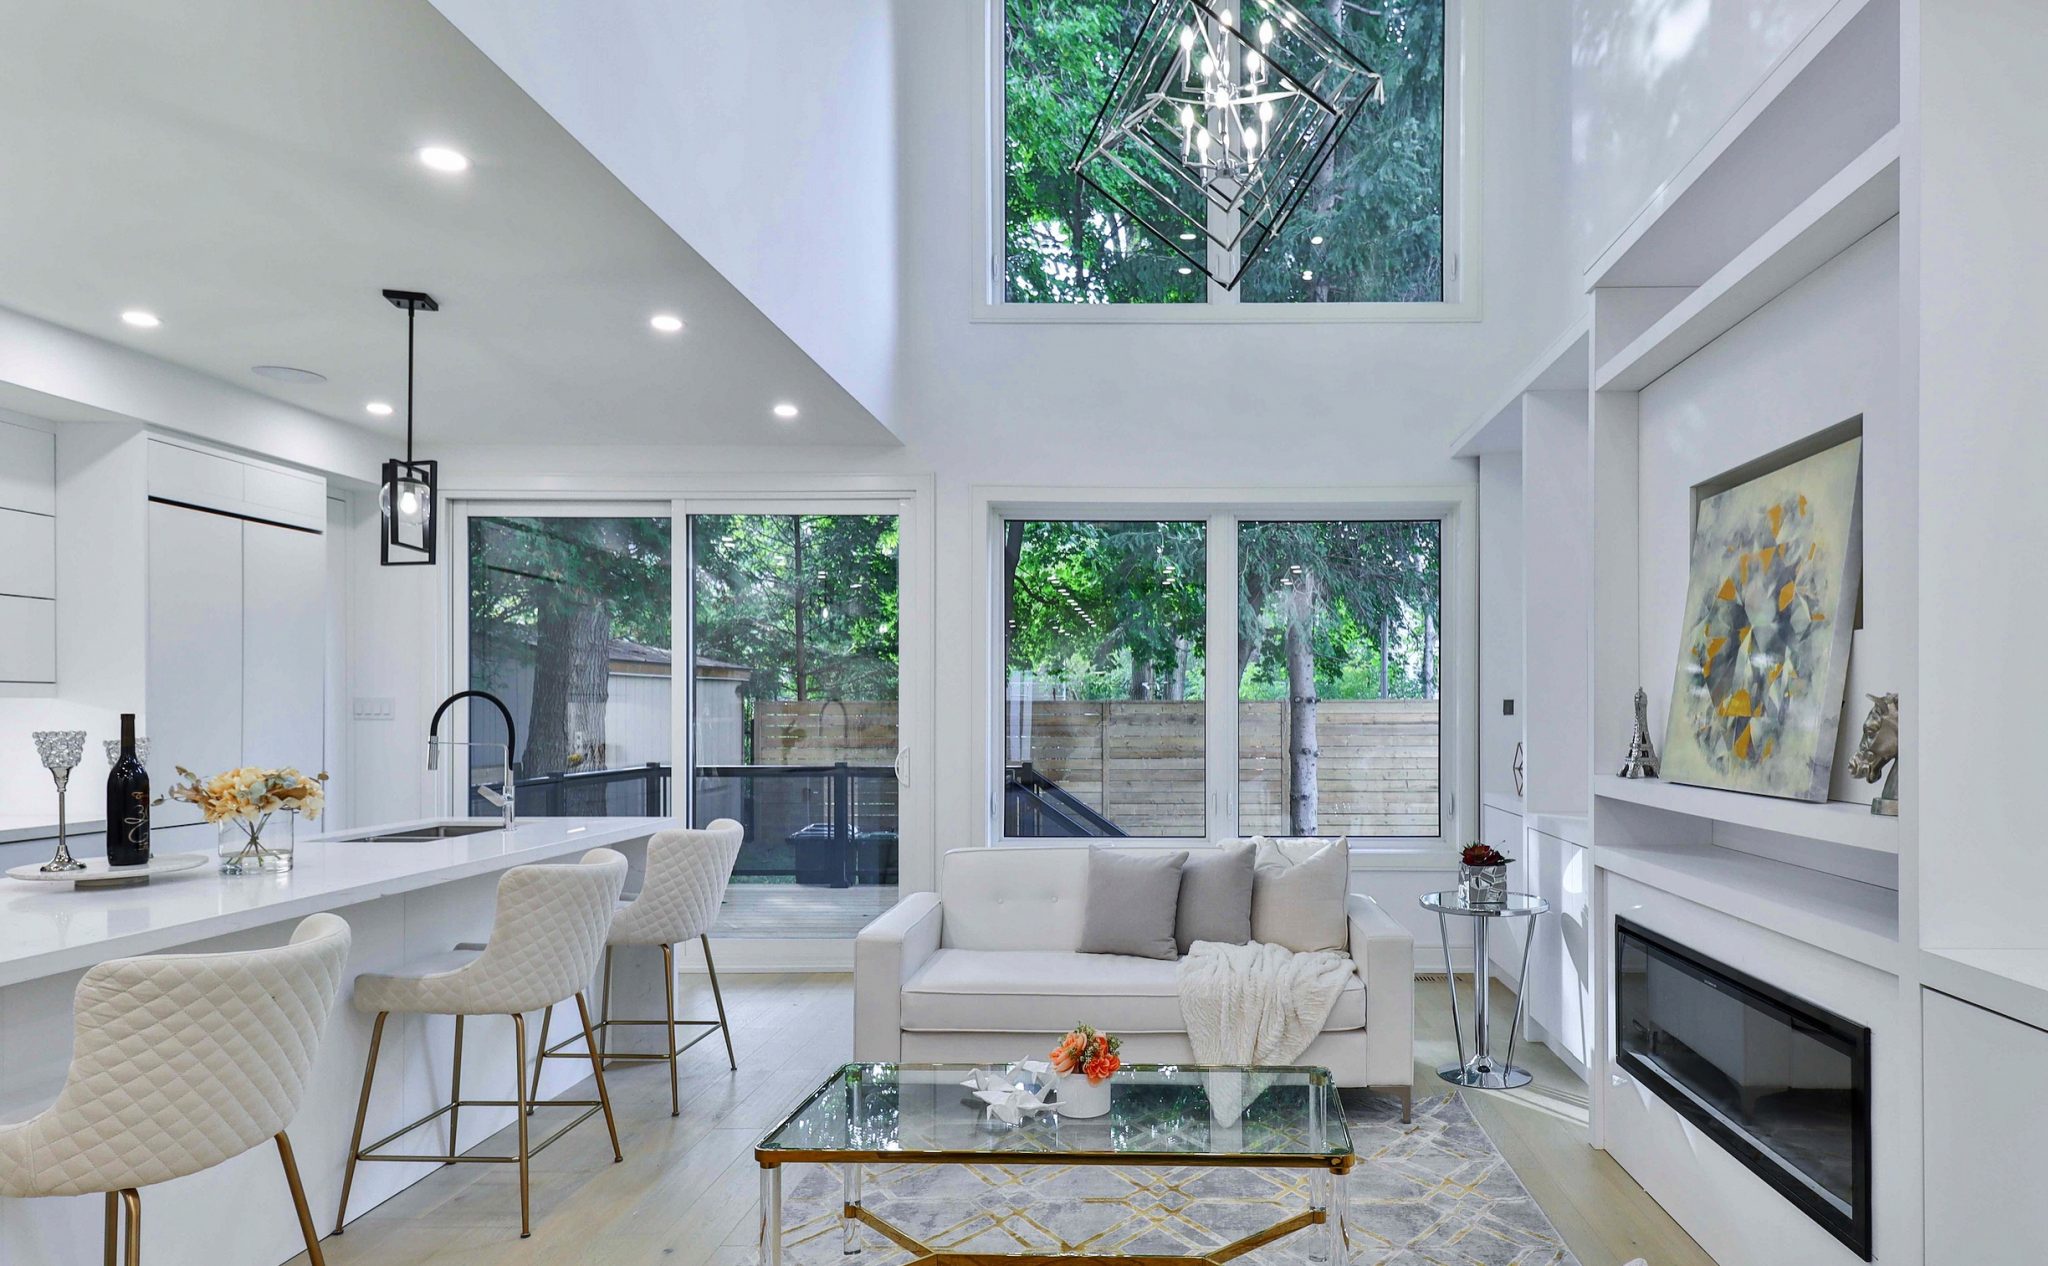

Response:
(448, 1014), (466, 1156)
(527, 1004), (550, 1115)
(119, 1189), (140, 1266)
(599, 945), (616, 1064)
(333, 1010), (388, 1236)
(577, 991), (625, 1161)
(512, 1011), (531, 1238)
(702, 934), (737, 1070)
(275, 1132), (326, 1266)
(103, 1191), (118, 1266)
(663, 942), (680, 1115)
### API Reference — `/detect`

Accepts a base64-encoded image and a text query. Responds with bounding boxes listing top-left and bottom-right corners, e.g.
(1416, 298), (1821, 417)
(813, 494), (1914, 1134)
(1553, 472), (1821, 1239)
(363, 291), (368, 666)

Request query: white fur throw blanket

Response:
(1178, 941), (1353, 1125)
(1177, 940), (1354, 1067)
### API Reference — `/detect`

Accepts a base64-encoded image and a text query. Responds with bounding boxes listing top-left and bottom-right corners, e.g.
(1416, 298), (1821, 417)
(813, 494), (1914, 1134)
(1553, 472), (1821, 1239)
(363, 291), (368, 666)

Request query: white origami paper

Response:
(961, 1061), (1055, 1125)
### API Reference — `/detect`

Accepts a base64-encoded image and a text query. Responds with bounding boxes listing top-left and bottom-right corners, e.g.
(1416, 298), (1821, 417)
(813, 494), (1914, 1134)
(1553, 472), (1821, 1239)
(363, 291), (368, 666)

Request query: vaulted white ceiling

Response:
(0, 0), (898, 448)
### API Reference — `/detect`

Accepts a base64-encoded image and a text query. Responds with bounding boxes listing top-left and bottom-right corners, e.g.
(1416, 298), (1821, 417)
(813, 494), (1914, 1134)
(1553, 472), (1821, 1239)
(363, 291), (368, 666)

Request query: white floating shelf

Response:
(1596, 127), (1901, 392)
(1592, 773), (1899, 855)
(1595, 837), (1901, 972)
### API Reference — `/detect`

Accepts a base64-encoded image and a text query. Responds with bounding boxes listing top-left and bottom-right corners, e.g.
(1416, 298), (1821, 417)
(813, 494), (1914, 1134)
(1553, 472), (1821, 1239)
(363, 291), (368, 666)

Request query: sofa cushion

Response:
(1175, 842), (1254, 954)
(1080, 847), (1187, 959)
(899, 948), (1366, 1035)
(1251, 837), (1350, 952)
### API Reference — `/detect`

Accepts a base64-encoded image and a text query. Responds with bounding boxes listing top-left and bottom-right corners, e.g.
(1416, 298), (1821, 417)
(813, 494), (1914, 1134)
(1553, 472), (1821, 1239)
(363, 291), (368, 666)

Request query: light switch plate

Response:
(352, 696), (396, 721)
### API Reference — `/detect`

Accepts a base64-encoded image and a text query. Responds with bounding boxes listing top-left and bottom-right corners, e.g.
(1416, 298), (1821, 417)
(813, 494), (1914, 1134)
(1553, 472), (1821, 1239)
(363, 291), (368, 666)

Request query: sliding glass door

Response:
(465, 511), (674, 816)
(689, 508), (903, 938)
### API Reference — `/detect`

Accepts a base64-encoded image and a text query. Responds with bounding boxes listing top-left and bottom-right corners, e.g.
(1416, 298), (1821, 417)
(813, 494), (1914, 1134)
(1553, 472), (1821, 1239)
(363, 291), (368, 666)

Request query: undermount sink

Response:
(346, 823), (505, 842)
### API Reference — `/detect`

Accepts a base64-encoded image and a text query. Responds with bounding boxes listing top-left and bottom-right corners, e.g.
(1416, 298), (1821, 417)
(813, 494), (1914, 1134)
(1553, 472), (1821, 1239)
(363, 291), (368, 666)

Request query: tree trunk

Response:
(1422, 608), (1437, 698)
(1285, 573), (1319, 835)
(1131, 652), (1155, 701)
(791, 515), (808, 701)
(565, 603), (610, 769)
(1378, 612), (1391, 698)
(526, 600), (573, 776)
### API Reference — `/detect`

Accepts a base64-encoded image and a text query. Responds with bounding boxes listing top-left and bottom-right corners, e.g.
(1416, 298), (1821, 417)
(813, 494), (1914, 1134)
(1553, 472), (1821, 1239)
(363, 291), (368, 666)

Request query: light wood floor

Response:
(297, 972), (1713, 1266)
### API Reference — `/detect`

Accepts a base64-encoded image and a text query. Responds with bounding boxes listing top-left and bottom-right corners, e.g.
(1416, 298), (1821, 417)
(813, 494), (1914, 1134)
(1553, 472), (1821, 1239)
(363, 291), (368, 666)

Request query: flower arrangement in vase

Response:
(168, 766), (327, 874)
(1459, 843), (1511, 907)
(1049, 1023), (1122, 1119)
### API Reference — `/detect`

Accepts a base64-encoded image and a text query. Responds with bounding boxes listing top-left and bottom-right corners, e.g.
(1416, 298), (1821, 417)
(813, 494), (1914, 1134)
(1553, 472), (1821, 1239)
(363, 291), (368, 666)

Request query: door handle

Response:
(894, 748), (909, 786)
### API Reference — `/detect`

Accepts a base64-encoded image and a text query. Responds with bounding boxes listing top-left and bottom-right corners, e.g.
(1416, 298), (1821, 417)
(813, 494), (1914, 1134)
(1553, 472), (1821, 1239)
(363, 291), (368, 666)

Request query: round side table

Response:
(1418, 889), (1549, 1090)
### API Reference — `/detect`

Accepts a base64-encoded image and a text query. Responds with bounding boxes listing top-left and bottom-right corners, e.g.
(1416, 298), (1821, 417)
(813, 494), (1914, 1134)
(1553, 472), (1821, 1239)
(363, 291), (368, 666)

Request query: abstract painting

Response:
(1661, 435), (1863, 801)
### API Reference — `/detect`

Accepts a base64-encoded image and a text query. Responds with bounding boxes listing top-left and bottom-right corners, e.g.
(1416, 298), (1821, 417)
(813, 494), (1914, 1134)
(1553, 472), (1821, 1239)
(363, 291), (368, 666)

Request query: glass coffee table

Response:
(756, 1063), (1355, 1265)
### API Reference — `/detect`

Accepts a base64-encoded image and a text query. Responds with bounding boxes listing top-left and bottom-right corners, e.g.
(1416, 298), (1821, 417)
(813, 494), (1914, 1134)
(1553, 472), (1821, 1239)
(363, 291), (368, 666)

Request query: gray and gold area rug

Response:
(773, 1091), (1580, 1266)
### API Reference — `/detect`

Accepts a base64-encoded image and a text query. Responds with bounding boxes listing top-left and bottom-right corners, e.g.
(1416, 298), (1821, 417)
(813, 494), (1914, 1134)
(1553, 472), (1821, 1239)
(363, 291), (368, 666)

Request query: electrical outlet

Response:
(352, 696), (396, 721)
(1503, 699), (1515, 716)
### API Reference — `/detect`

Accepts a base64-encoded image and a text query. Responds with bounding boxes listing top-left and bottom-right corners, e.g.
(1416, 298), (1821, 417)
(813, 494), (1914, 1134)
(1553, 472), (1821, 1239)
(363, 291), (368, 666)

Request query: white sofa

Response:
(855, 845), (1416, 1119)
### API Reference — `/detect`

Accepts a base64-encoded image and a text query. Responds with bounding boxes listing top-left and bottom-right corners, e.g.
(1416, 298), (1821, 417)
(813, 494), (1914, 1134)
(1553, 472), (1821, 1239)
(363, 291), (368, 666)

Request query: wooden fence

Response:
(752, 698), (1438, 837)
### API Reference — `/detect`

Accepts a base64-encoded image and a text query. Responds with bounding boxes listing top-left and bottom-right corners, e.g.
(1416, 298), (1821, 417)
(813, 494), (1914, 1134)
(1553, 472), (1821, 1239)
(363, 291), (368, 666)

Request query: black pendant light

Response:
(378, 287), (439, 566)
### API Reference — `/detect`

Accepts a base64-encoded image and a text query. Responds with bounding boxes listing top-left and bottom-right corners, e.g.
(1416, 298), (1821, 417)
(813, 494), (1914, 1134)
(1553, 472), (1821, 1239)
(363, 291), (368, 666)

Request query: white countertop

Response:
(0, 816), (670, 988)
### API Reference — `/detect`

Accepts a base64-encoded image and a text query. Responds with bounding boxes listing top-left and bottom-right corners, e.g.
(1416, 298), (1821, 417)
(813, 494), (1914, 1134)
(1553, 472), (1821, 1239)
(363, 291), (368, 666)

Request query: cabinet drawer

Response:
(241, 464), (325, 531)
(0, 508), (55, 598)
(0, 594), (56, 682)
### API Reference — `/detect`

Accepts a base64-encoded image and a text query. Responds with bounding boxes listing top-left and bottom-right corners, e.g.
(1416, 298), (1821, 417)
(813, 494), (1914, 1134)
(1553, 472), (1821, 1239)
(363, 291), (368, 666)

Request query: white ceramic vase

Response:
(1056, 1073), (1111, 1119)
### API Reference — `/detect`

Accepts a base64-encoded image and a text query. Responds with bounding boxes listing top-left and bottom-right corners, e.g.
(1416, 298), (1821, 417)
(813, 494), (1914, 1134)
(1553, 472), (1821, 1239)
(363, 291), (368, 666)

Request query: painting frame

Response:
(1660, 433), (1864, 802)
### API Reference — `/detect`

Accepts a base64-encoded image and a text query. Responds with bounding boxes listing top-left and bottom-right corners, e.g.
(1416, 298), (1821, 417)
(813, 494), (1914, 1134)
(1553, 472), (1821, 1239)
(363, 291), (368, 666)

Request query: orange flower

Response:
(1082, 1051), (1121, 1084)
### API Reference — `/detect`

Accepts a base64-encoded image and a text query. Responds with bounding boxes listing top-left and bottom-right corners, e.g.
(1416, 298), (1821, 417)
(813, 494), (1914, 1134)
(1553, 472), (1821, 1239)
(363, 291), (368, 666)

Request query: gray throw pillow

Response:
(1080, 848), (1189, 959)
(1175, 842), (1255, 954)
(1249, 836), (1351, 952)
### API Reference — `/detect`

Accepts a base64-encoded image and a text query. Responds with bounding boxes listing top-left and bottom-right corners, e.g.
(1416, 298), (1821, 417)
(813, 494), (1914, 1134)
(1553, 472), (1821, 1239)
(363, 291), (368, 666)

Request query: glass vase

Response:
(219, 810), (296, 874)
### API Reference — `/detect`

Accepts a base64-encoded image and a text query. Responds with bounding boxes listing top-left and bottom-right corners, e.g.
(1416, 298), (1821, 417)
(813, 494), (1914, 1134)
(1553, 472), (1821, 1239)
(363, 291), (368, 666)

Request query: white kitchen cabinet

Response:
(0, 420), (55, 515)
(147, 500), (243, 826)
(1525, 824), (1592, 1075)
(0, 594), (56, 684)
(241, 518), (326, 777)
(147, 499), (328, 826)
(0, 507), (55, 599)
(1925, 990), (2048, 1264)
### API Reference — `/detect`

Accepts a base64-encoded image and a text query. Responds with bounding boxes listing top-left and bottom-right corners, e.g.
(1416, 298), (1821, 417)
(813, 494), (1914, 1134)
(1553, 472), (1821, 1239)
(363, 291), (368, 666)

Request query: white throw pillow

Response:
(1249, 836), (1350, 953)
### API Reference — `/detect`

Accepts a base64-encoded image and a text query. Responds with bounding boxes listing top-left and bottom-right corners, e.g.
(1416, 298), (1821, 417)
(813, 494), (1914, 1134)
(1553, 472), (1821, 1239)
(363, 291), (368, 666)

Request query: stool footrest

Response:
(355, 1097), (605, 1164)
(539, 1015), (724, 1063)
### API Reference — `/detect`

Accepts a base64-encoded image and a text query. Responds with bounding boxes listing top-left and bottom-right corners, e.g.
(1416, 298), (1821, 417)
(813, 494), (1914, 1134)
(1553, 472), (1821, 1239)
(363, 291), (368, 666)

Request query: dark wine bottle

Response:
(106, 713), (151, 867)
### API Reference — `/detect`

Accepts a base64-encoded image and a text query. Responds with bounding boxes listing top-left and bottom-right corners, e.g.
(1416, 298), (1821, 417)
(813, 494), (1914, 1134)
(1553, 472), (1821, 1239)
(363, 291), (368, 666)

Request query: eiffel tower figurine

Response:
(1619, 687), (1659, 779)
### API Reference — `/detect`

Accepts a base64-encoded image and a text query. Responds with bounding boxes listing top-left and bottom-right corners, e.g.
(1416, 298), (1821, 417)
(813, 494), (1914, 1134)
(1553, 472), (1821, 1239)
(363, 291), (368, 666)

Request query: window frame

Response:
(976, 486), (1476, 861)
(976, 0), (1479, 323)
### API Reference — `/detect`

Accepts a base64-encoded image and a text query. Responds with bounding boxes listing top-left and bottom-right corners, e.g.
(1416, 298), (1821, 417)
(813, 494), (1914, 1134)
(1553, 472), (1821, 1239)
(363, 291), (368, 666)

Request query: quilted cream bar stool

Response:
(334, 848), (627, 1239)
(532, 819), (744, 1116)
(0, 914), (351, 1266)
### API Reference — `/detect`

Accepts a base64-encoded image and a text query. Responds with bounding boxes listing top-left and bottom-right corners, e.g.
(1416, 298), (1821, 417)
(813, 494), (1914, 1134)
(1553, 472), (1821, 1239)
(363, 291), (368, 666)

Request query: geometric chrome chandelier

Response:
(1072, 0), (1382, 289)
(378, 287), (440, 566)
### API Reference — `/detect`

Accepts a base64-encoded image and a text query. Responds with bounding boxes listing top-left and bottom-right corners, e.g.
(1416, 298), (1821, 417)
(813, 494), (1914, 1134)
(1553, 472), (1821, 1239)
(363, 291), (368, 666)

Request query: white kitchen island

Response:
(0, 815), (672, 1266)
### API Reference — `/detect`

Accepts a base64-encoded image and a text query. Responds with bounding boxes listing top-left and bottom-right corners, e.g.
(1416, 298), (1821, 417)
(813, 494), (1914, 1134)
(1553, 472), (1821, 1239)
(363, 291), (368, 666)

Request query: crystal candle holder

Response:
(32, 730), (88, 873)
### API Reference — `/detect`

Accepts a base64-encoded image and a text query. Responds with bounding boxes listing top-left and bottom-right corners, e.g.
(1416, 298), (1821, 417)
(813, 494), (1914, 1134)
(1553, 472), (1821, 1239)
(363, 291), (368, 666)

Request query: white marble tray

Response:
(6, 852), (209, 887)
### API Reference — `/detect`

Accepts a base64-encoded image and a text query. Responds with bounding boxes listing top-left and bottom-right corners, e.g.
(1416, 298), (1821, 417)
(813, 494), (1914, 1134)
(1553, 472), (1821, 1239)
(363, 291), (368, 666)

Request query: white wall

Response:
(1634, 219), (1902, 816)
(426, 0), (902, 430)
(1478, 449), (1524, 800)
(1520, 389), (1591, 815)
(1571, 0), (1839, 269)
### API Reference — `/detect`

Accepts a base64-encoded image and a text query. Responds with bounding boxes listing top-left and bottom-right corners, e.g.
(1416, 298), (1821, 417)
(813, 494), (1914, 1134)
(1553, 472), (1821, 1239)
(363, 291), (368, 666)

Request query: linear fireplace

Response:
(1615, 919), (1872, 1260)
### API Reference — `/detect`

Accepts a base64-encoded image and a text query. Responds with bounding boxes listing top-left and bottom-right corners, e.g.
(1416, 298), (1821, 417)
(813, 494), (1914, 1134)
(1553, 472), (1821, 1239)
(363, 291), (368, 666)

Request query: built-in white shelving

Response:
(1591, 773), (1899, 855)
(1595, 129), (1900, 392)
(1596, 837), (1901, 972)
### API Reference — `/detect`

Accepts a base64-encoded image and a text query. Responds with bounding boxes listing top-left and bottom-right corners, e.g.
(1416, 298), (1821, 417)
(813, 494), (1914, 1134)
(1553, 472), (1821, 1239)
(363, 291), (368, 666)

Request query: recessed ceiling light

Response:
(1310, 235), (1324, 245)
(120, 310), (160, 328)
(416, 145), (470, 173)
(1177, 267), (1193, 275)
(772, 402), (800, 419)
(1301, 270), (1314, 281)
(365, 401), (394, 417)
(1179, 232), (1197, 241)
(649, 313), (685, 333)
(251, 365), (327, 384)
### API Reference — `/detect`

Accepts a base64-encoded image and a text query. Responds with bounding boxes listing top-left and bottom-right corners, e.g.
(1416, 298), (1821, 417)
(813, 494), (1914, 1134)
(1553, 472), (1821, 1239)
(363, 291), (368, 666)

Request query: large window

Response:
(1004, 520), (1208, 837)
(1001, 0), (1449, 305)
(467, 514), (674, 817)
(691, 512), (902, 938)
(1000, 511), (1442, 843)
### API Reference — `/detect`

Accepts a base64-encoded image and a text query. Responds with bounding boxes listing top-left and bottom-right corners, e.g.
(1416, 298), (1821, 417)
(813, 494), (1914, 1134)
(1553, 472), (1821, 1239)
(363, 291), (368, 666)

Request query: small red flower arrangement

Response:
(1049, 1023), (1122, 1084)
(1461, 843), (1511, 867)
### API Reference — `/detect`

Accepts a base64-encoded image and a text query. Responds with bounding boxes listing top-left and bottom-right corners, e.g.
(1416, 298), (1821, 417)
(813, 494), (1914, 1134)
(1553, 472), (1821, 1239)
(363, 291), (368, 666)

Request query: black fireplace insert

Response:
(1615, 918), (1872, 1259)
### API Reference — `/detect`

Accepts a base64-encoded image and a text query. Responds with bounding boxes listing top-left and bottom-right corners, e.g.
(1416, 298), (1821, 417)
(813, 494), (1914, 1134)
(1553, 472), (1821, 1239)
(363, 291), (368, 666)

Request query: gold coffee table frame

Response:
(756, 1063), (1355, 1266)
